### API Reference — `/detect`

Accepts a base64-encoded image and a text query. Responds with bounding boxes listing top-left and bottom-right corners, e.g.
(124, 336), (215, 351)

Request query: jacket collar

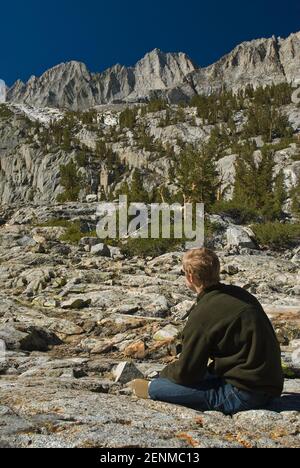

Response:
(181, 283), (224, 321)
(196, 282), (223, 302)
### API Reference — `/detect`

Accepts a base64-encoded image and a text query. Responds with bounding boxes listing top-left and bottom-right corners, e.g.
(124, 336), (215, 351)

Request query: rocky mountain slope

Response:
(1, 95), (300, 207)
(6, 32), (300, 110)
(189, 32), (300, 96)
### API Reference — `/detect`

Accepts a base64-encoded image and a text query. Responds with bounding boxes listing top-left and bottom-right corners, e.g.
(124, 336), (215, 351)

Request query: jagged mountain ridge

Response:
(6, 31), (300, 111)
(7, 50), (197, 110)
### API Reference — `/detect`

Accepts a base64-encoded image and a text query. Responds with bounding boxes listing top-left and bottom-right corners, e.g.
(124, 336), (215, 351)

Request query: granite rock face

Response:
(0, 378), (299, 448)
(189, 32), (300, 95)
(0, 101), (299, 206)
(7, 50), (197, 110)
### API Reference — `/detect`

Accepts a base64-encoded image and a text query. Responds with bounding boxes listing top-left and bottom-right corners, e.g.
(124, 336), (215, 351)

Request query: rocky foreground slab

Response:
(0, 205), (299, 448)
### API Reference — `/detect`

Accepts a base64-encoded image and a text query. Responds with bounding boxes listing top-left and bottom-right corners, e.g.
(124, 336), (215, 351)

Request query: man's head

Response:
(182, 248), (221, 294)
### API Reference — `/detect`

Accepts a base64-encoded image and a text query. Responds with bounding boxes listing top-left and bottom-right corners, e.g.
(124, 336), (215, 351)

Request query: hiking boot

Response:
(129, 379), (150, 399)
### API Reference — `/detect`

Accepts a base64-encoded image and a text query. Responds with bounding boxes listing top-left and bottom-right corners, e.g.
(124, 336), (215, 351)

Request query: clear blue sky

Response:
(1, 0), (299, 86)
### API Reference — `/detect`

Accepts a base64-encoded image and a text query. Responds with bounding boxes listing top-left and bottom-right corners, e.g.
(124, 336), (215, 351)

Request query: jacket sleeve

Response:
(159, 317), (210, 385)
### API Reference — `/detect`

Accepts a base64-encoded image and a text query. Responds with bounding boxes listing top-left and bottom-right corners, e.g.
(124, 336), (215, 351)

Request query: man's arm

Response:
(159, 318), (210, 385)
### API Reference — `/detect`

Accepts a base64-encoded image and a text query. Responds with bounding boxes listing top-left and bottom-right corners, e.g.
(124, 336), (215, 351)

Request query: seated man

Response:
(130, 248), (284, 415)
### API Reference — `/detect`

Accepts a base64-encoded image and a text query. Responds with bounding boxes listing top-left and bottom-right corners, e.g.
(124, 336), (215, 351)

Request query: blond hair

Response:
(183, 248), (221, 288)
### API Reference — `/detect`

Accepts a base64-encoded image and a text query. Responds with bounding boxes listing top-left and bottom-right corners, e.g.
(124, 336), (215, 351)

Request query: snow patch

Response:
(8, 103), (64, 125)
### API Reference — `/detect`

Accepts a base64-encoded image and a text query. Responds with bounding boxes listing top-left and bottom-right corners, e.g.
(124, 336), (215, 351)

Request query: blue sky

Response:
(1, 0), (299, 86)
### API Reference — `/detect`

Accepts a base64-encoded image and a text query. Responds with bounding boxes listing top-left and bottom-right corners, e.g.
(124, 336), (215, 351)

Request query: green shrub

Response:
(204, 219), (224, 242)
(251, 222), (300, 248)
(282, 361), (297, 379)
(211, 200), (261, 224)
(146, 99), (168, 113)
(120, 237), (181, 258)
(0, 105), (13, 120)
(119, 108), (137, 129)
(36, 219), (97, 244)
(75, 151), (89, 167)
(118, 218), (224, 257)
(60, 221), (96, 244)
(291, 182), (300, 217)
(38, 219), (71, 229)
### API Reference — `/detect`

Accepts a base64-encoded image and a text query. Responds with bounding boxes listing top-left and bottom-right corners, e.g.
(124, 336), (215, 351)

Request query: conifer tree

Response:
(57, 160), (84, 202)
(233, 145), (287, 221)
(272, 169), (287, 219)
(119, 108), (137, 129)
(291, 181), (300, 218)
(173, 143), (219, 210)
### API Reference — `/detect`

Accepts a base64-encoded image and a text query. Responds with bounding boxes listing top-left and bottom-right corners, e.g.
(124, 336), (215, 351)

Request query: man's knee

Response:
(148, 377), (172, 400)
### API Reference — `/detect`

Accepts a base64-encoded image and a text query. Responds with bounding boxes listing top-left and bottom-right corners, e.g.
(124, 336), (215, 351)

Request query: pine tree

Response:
(116, 169), (150, 204)
(245, 104), (292, 143)
(57, 160), (84, 202)
(232, 144), (287, 221)
(119, 108), (137, 129)
(272, 169), (287, 219)
(173, 143), (219, 210)
(291, 181), (300, 218)
(232, 141), (258, 209)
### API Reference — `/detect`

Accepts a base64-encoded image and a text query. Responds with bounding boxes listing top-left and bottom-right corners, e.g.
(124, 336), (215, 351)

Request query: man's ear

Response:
(187, 272), (194, 284)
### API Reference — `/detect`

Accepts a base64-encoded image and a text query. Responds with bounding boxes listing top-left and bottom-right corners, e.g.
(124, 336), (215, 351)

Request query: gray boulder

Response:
(79, 237), (101, 248)
(112, 361), (144, 384)
(226, 226), (257, 249)
(0, 324), (62, 352)
(61, 298), (91, 310)
(90, 243), (111, 257)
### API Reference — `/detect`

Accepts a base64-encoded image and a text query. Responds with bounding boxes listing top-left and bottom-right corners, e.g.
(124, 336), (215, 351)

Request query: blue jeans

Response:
(148, 373), (273, 415)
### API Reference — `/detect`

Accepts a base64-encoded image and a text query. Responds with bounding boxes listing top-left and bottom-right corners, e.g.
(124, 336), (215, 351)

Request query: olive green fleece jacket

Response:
(160, 282), (284, 397)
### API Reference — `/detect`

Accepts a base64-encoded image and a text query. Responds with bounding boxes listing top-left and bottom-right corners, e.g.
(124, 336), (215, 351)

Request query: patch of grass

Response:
(37, 219), (97, 244)
(282, 361), (297, 379)
(59, 221), (93, 244)
(119, 237), (182, 258)
(38, 219), (71, 229)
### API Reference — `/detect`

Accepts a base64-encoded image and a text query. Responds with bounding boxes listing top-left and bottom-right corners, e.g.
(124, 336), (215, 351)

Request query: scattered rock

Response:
(79, 237), (101, 248)
(0, 324), (62, 352)
(222, 264), (240, 275)
(170, 300), (195, 321)
(123, 341), (146, 359)
(61, 298), (91, 310)
(90, 243), (111, 257)
(112, 361), (144, 384)
(153, 325), (179, 341)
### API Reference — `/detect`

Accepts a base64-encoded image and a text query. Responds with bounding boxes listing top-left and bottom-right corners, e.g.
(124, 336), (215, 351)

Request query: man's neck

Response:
(196, 282), (222, 301)
(195, 285), (205, 295)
